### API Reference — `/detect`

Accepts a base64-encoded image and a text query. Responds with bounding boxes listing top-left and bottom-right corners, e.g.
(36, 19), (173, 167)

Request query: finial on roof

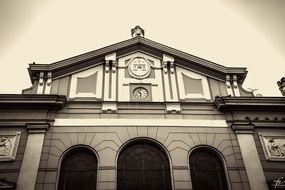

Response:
(277, 77), (285, 96)
(131, 25), (144, 38)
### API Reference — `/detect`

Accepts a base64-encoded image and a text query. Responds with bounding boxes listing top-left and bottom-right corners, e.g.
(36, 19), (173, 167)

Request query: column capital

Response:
(230, 121), (254, 134)
(26, 123), (49, 134)
(105, 53), (116, 73)
(162, 54), (174, 74)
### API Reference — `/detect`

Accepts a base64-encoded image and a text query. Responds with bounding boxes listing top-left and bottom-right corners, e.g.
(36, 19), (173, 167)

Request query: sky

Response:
(0, 0), (284, 96)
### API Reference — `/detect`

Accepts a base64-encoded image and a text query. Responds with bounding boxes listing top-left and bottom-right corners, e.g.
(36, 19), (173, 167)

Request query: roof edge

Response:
(0, 94), (67, 110)
(214, 96), (285, 111)
(27, 36), (248, 83)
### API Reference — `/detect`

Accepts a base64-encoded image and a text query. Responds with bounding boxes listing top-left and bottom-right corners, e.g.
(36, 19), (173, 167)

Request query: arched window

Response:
(58, 147), (98, 190)
(190, 148), (228, 190)
(117, 140), (172, 190)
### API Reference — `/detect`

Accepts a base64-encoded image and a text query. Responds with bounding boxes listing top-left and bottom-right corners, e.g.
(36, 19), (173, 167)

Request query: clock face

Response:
(133, 87), (148, 99)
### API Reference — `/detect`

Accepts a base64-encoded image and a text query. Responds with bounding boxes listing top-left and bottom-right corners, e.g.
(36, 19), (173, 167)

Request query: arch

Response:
(117, 139), (172, 190)
(57, 146), (98, 190)
(189, 146), (229, 190)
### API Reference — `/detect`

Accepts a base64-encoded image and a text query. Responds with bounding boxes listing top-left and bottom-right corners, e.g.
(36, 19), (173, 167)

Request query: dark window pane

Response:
(58, 147), (97, 190)
(117, 141), (172, 190)
(190, 149), (228, 190)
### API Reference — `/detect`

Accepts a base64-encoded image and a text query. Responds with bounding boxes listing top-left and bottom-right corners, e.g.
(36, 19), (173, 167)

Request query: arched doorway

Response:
(190, 147), (229, 190)
(58, 147), (98, 190)
(117, 140), (172, 190)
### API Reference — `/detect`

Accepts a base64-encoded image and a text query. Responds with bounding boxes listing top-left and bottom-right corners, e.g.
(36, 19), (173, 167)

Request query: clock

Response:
(133, 87), (148, 99)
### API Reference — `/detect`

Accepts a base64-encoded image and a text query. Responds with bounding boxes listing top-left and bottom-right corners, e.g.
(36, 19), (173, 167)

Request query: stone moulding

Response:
(0, 131), (21, 161)
(215, 96), (285, 111)
(28, 36), (247, 83)
(259, 133), (285, 161)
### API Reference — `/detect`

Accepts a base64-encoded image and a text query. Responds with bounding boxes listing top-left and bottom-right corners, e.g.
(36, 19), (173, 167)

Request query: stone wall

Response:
(35, 125), (249, 190)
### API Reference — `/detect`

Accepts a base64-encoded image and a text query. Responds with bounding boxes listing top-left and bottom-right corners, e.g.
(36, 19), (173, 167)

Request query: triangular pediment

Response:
(28, 36), (247, 83)
(24, 36), (252, 102)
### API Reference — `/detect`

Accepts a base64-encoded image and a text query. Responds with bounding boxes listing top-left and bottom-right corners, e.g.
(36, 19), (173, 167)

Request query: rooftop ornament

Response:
(131, 25), (145, 38)
(277, 77), (285, 96)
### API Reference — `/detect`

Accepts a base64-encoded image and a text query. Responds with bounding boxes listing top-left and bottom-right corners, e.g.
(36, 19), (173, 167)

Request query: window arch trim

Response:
(188, 145), (232, 190)
(55, 145), (99, 190)
(116, 137), (174, 190)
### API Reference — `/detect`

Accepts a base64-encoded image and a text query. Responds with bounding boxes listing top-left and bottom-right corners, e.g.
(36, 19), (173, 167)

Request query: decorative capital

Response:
(162, 54), (175, 74)
(26, 123), (50, 134)
(230, 122), (254, 134)
(46, 72), (52, 86)
(277, 77), (285, 96)
(131, 25), (145, 38)
(105, 53), (117, 73)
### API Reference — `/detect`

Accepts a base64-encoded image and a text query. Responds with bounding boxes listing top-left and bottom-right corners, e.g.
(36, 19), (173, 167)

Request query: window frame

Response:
(56, 145), (99, 190)
(188, 146), (231, 190)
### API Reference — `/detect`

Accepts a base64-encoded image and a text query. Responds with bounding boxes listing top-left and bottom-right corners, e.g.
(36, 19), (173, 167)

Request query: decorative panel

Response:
(0, 132), (21, 161)
(259, 133), (285, 161)
(176, 67), (211, 100)
(76, 72), (97, 94)
(182, 74), (203, 94)
(69, 65), (103, 99)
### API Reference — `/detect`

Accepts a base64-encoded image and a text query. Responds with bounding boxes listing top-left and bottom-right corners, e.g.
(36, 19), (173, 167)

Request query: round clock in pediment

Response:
(128, 57), (151, 79)
(133, 87), (148, 99)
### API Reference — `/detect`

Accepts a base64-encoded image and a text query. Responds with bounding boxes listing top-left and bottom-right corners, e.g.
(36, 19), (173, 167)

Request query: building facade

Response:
(0, 27), (285, 190)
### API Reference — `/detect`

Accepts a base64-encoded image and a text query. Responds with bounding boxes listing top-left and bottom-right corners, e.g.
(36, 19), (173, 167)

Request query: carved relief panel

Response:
(118, 52), (163, 102)
(0, 132), (21, 161)
(259, 133), (285, 161)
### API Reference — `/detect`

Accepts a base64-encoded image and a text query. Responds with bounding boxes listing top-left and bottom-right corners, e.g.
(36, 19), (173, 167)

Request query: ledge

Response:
(214, 96), (285, 112)
(0, 94), (66, 110)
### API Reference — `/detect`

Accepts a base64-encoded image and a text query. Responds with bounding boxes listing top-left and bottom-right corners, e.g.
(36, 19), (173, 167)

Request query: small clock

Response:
(133, 87), (148, 99)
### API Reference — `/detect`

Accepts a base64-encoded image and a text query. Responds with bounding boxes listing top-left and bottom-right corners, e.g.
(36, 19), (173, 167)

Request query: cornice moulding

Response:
(0, 94), (66, 110)
(28, 37), (247, 83)
(215, 96), (285, 111)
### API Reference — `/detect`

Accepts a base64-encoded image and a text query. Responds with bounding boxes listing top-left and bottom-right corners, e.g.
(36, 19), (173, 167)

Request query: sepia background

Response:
(0, 0), (284, 96)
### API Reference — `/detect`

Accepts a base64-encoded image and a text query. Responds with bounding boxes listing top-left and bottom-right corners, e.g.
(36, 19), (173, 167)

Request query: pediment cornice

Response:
(28, 36), (247, 83)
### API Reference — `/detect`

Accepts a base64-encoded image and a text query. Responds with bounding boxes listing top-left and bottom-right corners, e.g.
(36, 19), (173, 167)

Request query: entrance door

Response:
(117, 141), (172, 190)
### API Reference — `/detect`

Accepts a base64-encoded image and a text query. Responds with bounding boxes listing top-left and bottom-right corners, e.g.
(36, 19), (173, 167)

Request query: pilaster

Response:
(104, 53), (117, 113)
(162, 54), (179, 102)
(231, 123), (268, 190)
(16, 124), (49, 190)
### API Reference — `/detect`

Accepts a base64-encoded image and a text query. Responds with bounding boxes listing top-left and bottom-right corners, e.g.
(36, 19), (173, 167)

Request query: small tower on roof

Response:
(131, 25), (145, 38)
